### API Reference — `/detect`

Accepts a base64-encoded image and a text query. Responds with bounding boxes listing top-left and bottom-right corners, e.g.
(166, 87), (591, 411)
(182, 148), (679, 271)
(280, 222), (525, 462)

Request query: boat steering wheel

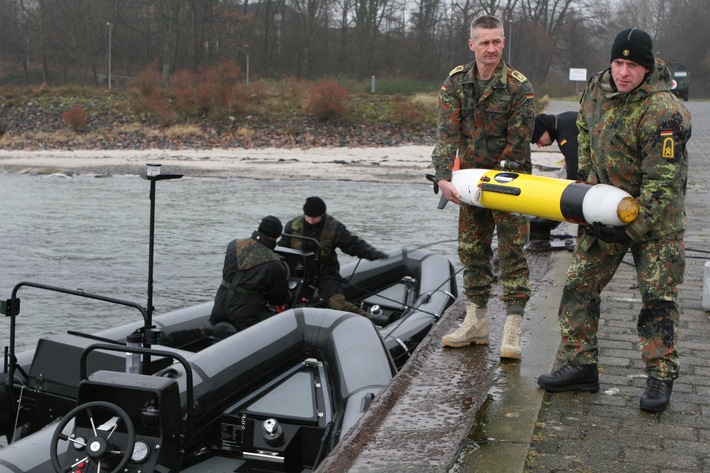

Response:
(50, 400), (135, 473)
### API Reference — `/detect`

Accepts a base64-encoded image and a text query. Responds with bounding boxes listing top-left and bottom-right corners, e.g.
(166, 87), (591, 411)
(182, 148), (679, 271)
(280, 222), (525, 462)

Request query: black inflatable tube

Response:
(375, 249), (458, 361)
(156, 308), (396, 445)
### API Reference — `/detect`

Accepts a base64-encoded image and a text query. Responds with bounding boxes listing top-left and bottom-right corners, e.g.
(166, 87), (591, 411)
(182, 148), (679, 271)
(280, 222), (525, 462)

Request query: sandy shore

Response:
(0, 147), (564, 182)
(0, 147), (436, 183)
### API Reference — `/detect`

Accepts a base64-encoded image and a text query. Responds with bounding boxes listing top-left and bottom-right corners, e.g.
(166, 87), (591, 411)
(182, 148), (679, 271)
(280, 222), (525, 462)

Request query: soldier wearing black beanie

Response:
(210, 215), (290, 333)
(610, 28), (654, 70)
(537, 26), (692, 415)
(303, 196), (326, 217)
(257, 215), (283, 239)
(280, 196), (388, 318)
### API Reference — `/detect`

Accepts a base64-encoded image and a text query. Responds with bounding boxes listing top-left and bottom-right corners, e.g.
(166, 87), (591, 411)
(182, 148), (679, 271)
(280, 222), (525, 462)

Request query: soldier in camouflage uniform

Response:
(431, 15), (535, 360)
(210, 215), (291, 333)
(537, 28), (692, 413)
(280, 196), (388, 317)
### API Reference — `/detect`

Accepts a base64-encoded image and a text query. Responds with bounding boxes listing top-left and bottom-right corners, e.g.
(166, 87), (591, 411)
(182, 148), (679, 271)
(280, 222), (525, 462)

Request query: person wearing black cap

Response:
(531, 111), (579, 180)
(280, 196), (388, 318)
(528, 111), (581, 251)
(537, 27), (692, 413)
(209, 215), (290, 334)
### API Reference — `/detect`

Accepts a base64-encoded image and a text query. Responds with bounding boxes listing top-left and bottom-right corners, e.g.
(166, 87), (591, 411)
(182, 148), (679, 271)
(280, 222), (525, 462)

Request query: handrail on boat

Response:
(2, 281), (152, 407)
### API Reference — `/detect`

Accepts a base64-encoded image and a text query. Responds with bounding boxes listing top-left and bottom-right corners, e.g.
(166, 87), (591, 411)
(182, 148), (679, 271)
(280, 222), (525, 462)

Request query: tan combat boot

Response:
(441, 301), (489, 347)
(500, 314), (523, 360)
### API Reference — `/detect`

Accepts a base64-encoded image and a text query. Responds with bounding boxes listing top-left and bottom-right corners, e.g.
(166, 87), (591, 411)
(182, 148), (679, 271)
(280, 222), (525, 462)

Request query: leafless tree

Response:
(612, 0), (709, 94)
(289, 0), (329, 77)
(0, 0), (704, 95)
(0, 0), (30, 81)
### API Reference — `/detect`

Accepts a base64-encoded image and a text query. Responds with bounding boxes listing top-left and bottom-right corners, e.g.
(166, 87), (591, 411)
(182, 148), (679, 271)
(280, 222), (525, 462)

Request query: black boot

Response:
(640, 377), (673, 412)
(537, 363), (599, 392)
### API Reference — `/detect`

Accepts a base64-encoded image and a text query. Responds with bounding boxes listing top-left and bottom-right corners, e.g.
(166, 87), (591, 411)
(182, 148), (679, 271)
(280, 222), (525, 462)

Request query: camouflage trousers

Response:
(559, 232), (684, 380)
(458, 205), (530, 308)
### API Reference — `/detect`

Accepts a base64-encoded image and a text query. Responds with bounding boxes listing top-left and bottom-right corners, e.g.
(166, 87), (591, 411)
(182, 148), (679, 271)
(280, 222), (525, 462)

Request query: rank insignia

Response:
(660, 130), (675, 159)
(511, 70), (528, 83)
(449, 65), (465, 76)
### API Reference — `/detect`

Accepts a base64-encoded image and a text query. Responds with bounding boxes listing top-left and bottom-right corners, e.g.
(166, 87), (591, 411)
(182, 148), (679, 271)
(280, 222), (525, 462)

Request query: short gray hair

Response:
(470, 15), (504, 40)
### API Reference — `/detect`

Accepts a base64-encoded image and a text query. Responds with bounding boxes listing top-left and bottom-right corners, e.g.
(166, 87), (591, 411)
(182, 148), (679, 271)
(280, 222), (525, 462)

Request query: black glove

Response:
(367, 250), (388, 261)
(586, 222), (631, 244)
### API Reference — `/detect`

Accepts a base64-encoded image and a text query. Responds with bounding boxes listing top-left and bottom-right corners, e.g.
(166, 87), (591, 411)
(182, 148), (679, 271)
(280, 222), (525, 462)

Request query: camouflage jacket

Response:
(209, 232), (290, 330)
(281, 214), (379, 277)
(431, 60), (535, 181)
(231, 234), (283, 272)
(577, 59), (692, 242)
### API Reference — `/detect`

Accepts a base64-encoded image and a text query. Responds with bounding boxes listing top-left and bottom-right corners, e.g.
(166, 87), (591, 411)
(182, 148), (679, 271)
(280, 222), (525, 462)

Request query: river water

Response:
(0, 172), (461, 351)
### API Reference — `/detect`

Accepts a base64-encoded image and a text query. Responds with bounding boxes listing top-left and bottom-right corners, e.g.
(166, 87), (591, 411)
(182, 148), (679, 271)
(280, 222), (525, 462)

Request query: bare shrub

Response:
(62, 104), (89, 132)
(389, 95), (423, 129)
(305, 81), (349, 121)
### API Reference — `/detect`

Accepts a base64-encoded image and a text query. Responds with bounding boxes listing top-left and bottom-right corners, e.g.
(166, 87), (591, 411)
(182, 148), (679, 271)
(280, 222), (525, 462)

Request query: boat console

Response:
(53, 370), (183, 473)
(185, 358), (335, 472)
(274, 245), (319, 307)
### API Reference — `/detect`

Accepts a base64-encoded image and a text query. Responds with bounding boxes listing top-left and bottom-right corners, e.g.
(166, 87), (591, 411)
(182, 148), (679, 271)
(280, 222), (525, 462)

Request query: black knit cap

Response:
(610, 28), (654, 69)
(258, 215), (283, 239)
(303, 196), (326, 217)
(531, 114), (557, 143)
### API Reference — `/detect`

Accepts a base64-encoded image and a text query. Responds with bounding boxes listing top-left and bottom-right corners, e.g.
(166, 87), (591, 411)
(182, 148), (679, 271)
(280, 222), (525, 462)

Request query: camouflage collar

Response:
(598, 60), (669, 101)
(465, 61), (507, 88)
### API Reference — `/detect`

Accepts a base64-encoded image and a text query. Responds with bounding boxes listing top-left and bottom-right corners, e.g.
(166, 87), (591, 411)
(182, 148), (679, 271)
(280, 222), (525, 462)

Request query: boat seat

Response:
(209, 321), (237, 343)
(27, 333), (175, 400)
(28, 334), (127, 399)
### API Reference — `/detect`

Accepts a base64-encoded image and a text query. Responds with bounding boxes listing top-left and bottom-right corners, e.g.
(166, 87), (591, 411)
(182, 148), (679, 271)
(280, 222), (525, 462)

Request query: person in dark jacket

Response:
(531, 111), (579, 180)
(280, 196), (387, 317)
(528, 111), (581, 249)
(209, 215), (290, 333)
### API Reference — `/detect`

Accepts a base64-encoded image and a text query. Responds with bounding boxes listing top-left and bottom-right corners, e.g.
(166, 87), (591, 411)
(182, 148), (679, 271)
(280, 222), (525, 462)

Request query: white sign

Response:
(569, 68), (587, 82)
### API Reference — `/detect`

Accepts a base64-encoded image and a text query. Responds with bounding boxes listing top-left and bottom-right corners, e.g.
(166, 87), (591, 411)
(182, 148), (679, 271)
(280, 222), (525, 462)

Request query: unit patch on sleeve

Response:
(660, 130), (675, 159)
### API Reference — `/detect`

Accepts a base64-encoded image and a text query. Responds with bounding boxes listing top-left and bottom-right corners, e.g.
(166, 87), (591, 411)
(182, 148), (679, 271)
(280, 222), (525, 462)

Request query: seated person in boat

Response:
(280, 196), (387, 317)
(210, 215), (291, 333)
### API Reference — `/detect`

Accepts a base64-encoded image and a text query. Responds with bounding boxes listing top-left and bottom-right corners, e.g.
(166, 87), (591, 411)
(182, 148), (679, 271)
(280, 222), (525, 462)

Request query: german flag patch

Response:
(660, 130), (675, 159)
(525, 93), (534, 100)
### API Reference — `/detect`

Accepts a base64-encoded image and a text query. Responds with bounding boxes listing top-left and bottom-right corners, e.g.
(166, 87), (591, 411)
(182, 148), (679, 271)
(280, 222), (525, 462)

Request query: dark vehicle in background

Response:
(668, 62), (690, 101)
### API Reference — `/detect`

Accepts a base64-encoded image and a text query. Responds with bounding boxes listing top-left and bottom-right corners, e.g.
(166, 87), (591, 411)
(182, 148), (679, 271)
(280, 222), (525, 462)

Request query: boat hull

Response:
(0, 309), (395, 472)
(0, 247), (457, 471)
